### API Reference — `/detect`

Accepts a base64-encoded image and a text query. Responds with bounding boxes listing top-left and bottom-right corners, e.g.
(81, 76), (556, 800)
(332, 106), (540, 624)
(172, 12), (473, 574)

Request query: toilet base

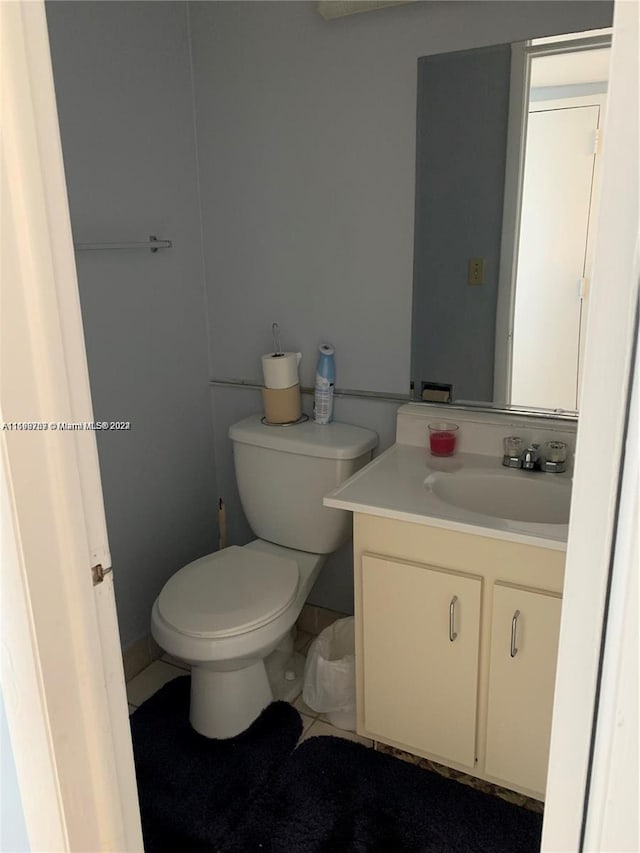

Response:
(188, 632), (305, 739)
(190, 660), (272, 739)
(267, 650), (305, 703)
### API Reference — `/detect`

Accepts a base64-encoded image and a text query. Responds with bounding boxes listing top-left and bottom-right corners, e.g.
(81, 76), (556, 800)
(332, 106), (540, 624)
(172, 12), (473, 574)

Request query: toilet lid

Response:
(157, 546), (299, 639)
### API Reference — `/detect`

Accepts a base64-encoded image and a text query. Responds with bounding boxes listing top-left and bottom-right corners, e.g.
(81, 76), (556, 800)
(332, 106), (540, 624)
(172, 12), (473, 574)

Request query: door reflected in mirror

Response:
(410, 29), (611, 414)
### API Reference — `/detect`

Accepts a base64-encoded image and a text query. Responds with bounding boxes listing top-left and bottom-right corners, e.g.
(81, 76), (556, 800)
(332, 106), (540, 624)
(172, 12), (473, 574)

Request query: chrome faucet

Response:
(520, 443), (540, 471)
(502, 436), (568, 473)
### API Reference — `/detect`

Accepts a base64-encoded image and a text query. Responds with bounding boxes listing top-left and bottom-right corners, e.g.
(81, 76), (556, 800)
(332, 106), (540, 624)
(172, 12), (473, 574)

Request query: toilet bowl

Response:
(151, 540), (325, 738)
(151, 415), (377, 739)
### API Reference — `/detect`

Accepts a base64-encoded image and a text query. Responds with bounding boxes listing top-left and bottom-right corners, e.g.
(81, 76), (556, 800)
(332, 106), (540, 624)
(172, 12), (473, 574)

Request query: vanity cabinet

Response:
(485, 583), (562, 794)
(353, 513), (565, 800)
(362, 554), (481, 767)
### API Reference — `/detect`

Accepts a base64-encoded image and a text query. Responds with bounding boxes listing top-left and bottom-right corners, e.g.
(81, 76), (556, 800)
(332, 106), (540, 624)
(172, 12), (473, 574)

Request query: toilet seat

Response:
(157, 546), (299, 640)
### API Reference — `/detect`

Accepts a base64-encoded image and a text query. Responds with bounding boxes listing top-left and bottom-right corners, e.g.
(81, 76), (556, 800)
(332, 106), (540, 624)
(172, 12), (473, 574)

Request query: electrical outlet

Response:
(468, 257), (485, 286)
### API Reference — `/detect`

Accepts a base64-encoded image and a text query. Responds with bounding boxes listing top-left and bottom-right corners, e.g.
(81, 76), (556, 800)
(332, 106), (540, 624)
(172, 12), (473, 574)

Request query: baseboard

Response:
(122, 633), (163, 683)
(297, 604), (349, 636)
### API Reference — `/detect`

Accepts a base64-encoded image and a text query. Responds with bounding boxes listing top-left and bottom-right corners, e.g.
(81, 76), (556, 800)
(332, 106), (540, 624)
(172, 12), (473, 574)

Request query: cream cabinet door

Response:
(361, 554), (482, 767)
(485, 583), (562, 795)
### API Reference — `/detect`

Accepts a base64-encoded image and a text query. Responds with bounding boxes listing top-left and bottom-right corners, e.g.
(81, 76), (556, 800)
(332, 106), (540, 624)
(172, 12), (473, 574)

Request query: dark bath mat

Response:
(130, 675), (302, 852)
(225, 735), (543, 853)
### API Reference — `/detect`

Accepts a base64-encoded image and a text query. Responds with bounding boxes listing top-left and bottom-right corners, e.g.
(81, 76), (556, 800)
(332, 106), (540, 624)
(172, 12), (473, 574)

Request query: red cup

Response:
(428, 422), (459, 456)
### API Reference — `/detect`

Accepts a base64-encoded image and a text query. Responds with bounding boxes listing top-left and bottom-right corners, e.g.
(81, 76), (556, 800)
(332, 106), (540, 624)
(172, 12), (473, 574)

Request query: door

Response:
(485, 583), (562, 795)
(1, 3), (143, 849)
(511, 101), (602, 411)
(361, 554), (482, 767)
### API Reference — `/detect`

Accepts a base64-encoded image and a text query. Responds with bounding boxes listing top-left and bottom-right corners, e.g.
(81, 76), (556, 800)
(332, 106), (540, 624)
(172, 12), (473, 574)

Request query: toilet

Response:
(151, 414), (377, 739)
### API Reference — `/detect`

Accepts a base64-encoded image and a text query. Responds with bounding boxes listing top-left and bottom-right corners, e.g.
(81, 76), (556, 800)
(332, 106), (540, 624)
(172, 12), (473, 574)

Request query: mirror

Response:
(410, 29), (611, 415)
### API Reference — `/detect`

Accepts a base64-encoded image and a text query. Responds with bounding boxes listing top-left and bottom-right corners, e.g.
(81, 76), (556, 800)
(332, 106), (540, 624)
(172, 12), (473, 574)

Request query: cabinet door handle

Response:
(449, 595), (458, 642)
(510, 609), (521, 657)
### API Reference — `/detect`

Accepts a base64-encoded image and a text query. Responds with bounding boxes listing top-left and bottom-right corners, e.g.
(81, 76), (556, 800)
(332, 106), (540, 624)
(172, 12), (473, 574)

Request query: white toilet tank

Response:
(229, 415), (377, 554)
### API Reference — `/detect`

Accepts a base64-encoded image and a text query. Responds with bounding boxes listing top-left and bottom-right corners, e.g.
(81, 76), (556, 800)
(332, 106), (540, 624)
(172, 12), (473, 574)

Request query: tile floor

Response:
(126, 627), (542, 814)
(126, 628), (373, 748)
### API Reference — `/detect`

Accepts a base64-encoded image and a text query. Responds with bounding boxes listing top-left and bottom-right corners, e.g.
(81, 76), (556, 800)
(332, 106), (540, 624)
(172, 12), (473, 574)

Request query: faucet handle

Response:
(502, 435), (524, 468)
(540, 440), (568, 473)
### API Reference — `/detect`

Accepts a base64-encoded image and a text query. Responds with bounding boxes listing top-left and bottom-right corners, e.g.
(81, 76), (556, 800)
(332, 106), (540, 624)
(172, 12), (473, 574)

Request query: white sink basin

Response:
(425, 469), (571, 525)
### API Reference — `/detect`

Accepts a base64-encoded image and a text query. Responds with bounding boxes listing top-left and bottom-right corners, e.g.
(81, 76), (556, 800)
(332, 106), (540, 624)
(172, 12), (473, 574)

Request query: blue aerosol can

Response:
(313, 344), (335, 424)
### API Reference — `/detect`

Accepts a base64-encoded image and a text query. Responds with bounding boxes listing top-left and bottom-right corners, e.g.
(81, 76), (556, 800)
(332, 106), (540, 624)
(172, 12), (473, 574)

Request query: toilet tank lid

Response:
(229, 415), (378, 460)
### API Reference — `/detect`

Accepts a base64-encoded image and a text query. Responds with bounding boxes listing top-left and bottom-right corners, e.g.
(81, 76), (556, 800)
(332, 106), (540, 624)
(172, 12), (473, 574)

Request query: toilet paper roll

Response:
(262, 385), (302, 424)
(261, 351), (302, 390)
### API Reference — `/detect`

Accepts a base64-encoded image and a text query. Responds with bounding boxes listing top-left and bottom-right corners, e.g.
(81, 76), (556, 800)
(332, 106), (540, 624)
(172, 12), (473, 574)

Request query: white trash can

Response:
(302, 617), (356, 731)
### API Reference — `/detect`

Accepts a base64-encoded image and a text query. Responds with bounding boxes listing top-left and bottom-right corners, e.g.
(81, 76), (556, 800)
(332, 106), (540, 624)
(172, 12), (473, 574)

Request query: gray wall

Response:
(412, 45), (511, 403)
(47, 1), (218, 648)
(1, 691), (29, 852)
(190, 0), (612, 394)
(192, 0), (611, 613)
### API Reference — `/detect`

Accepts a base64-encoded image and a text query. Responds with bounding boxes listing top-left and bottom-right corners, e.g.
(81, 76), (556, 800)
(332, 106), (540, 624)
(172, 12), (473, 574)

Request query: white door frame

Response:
(493, 33), (612, 408)
(542, 0), (639, 849)
(1, 3), (143, 850)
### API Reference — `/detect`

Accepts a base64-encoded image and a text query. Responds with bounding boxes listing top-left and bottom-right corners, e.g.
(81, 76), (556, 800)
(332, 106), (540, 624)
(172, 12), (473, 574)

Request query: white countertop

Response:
(324, 444), (569, 551)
